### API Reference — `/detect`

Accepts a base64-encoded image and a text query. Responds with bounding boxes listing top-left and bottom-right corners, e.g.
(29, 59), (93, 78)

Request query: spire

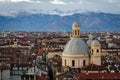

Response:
(34, 38), (38, 47)
(11, 24), (14, 33)
(71, 21), (80, 38)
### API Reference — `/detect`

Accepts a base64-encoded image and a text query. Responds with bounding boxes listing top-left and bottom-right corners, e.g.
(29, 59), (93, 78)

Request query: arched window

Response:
(92, 49), (93, 53)
(72, 60), (75, 67)
(83, 60), (86, 66)
(78, 30), (79, 35)
(65, 59), (66, 66)
(75, 30), (77, 35)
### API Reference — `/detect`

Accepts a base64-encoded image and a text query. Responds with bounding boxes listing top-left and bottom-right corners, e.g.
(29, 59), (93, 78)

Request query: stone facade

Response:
(62, 53), (89, 68)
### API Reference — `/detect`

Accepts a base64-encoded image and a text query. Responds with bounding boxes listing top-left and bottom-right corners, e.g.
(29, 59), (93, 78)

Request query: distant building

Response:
(0, 64), (10, 80)
(0, 30), (7, 38)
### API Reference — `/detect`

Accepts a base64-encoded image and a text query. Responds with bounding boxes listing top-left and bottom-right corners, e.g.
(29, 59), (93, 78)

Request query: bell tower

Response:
(71, 21), (80, 38)
(91, 39), (101, 65)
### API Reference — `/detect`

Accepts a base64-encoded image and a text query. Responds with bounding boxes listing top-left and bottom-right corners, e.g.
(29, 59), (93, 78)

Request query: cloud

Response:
(107, 0), (118, 3)
(67, 0), (90, 5)
(50, 0), (66, 4)
(0, 0), (42, 3)
(0, 0), (120, 14)
(79, 1), (83, 4)
(10, 0), (33, 2)
(0, 0), (6, 2)
(69, 2), (73, 4)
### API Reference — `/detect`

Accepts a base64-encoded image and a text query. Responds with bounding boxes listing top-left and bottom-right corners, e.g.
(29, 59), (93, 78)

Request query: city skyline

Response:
(0, 0), (120, 80)
(0, 22), (120, 80)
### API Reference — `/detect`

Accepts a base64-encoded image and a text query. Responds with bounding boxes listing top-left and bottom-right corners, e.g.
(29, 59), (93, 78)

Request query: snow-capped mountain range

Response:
(0, 9), (120, 32)
(0, 9), (99, 17)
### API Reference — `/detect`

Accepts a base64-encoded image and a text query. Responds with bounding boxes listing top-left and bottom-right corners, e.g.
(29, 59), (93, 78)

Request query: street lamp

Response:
(33, 60), (36, 80)
(0, 63), (2, 80)
(1, 69), (2, 80)
(33, 60), (36, 73)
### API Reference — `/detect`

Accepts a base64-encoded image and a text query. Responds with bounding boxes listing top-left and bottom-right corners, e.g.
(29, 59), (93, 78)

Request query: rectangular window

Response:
(72, 60), (75, 67)
(13, 67), (18, 70)
(19, 67), (22, 70)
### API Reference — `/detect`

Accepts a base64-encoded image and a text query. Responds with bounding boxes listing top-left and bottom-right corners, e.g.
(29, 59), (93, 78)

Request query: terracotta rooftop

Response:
(0, 54), (15, 59)
(0, 65), (10, 70)
(81, 64), (106, 71)
(74, 73), (120, 79)
(36, 74), (49, 80)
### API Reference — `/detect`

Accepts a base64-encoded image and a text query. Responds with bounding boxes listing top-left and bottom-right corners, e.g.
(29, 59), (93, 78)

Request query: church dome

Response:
(92, 39), (100, 45)
(87, 39), (93, 47)
(63, 38), (89, 55)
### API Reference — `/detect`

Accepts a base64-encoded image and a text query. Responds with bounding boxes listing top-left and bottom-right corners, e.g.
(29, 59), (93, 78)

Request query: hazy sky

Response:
(0, 0), (120, 14)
